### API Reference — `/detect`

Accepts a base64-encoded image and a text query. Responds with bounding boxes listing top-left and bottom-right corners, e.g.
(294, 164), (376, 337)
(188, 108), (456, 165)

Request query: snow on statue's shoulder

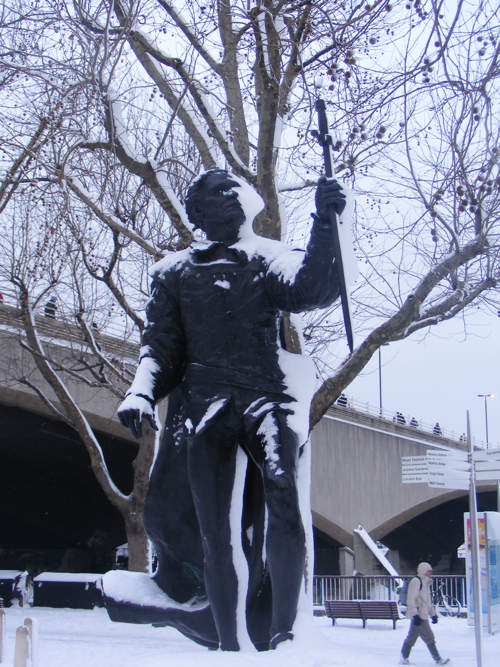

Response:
(233, 234), (294, 263)
(149, 247), (192, 277)
(233, 233), (306, 283)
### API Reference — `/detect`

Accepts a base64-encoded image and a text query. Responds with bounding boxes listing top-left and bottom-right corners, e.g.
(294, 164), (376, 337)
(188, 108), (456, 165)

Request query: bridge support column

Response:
(339, 547), (354, 575)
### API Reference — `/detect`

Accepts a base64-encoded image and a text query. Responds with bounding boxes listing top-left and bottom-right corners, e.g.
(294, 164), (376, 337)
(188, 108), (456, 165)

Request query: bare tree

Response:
(0, 0), (499, 566)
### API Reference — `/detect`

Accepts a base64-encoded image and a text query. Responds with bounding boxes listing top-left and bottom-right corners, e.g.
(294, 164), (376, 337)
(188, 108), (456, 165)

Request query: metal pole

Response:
(478, 394), (493, 449)
(312, 98), (354, 352)
(484, 396), (489, 449)
(468, 411), (483, 667)
(378, 347), (382, 416)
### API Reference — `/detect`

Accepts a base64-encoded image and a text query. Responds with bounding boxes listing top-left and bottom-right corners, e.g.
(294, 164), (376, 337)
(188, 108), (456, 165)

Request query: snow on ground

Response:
(1, 604), (498, 667)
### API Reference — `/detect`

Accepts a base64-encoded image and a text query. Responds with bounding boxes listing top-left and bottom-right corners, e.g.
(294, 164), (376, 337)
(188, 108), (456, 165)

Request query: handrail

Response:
(312, 574), (467, 607)
(0, 299), (140, 361)
(331, 395), (497, 450)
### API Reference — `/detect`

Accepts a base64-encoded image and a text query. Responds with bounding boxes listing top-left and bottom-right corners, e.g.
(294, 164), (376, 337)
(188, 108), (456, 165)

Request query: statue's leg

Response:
(241, 456), (272, 651)
(143, 387), (206, 603)
(186, 402), (242, 651)
(245, 410), (305, 644)
(102, 387), (220, 650)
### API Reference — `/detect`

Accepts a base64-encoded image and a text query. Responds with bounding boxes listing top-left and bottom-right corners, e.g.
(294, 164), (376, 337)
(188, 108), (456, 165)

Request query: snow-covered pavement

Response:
(1, 605), (498, 667)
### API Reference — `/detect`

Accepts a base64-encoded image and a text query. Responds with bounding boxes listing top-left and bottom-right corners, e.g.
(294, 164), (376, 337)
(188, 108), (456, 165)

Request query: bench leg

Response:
(362, 619), (366, 628)
(332, 618), (335, 626)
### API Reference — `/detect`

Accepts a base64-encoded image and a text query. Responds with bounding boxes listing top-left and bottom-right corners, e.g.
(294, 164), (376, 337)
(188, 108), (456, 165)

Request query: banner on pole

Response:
(465, 513), (488, 629)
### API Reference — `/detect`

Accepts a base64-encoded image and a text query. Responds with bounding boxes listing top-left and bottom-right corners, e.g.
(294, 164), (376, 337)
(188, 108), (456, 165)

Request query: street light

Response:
(478, 394), (494, 448)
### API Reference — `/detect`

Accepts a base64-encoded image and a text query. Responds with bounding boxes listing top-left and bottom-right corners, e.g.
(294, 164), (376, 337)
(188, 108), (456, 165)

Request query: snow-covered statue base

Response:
(107, 170), (345, 651)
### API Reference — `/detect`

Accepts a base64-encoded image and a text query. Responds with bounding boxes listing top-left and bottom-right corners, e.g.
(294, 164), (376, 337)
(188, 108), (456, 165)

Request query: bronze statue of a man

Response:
(104, 170), (345, 651)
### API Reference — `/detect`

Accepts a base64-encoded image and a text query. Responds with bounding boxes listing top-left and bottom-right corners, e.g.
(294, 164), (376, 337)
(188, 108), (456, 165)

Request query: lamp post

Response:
(477, 394), (494, 448)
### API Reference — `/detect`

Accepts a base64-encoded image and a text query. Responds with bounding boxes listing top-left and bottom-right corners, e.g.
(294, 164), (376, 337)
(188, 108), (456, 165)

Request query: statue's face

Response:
(192, 171), (246, 243)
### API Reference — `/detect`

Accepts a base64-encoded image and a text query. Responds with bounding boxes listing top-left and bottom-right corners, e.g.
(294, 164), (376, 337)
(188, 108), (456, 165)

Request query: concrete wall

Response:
(310, 406), (494, 548)
(0, 305), (138, 442)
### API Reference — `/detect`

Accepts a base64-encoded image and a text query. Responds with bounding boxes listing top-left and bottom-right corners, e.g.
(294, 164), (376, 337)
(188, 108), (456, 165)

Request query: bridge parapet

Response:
(327, 403), (470, 452)
(0, 303), (140, 361)
(0, 303), (139, 442)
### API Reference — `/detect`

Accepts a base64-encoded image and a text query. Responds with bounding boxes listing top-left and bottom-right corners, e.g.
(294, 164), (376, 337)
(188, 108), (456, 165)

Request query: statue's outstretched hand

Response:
(315, 177), (347, 219)
(118, 393), (158, 439)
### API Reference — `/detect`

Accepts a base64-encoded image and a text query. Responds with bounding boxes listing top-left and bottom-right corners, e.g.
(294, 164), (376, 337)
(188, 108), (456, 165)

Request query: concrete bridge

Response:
(310, 407), (498, 574)
(0, 303), (498, 574)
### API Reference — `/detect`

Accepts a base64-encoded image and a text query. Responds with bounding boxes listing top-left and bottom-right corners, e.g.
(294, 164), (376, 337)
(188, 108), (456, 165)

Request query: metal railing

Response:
(0, 293), (141, 346)
(312, 575), (467, 607)
(0, 298), (140, 361)
(333, 394), (498, 450)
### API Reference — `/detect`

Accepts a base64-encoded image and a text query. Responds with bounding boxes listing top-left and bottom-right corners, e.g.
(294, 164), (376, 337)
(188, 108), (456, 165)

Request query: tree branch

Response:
(18, 287), (129, 509)
(61, 169), (159, 256)
(310, 236), (494, 428)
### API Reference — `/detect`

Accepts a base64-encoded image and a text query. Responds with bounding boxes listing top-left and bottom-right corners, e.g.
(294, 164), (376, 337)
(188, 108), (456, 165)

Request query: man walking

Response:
(400, 562), (450, 665)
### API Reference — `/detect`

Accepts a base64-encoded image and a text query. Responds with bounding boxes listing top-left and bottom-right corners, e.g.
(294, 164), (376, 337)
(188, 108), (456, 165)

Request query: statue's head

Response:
(185, 169), (264, 244)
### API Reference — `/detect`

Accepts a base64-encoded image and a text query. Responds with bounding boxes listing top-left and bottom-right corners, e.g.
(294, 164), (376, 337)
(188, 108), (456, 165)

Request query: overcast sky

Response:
(343, 311), (499, 449)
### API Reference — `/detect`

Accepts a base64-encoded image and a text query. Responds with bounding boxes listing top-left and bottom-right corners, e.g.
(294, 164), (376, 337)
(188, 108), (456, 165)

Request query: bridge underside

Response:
(1, 398), (498, 577)
(0, 403), (137, 574)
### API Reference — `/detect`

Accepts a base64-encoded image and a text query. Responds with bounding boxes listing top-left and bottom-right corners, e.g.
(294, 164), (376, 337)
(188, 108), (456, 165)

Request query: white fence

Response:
(312, 575), (467, 607)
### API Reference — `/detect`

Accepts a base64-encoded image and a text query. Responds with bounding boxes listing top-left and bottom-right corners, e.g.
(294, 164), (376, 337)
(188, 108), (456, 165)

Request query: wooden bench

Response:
(325, 600), (401, 629)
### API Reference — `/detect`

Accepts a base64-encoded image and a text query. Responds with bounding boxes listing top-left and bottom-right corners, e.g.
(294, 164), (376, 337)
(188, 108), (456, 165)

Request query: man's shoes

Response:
(270, 632), (293, 650)
(399, 657), (413, 665)
(435, 660), (450, 665)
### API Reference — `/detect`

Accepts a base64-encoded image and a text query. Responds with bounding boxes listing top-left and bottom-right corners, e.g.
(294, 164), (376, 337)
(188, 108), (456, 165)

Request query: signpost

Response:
(399, 413), (500, 665)
(467, 413), (484, 667)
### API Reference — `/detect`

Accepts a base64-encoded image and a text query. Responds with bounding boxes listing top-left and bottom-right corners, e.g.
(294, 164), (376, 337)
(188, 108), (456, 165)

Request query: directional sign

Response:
(474, 461), (500, 472)
(472, 450), (500, 463)
(402, 465), (429, 474)
(402, 456), (428, 465)
(427, 449), (468, 462)
(429, 469), (470, 481)
(403, 474), (428, 484)
(401, 455), (428, 484)
(428, 459), (471, 472)
(428, 478), (470, 490)
(475, 470), (500, 481)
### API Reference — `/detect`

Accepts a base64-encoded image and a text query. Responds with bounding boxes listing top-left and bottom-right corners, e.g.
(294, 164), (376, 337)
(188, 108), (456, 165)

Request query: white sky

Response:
(344, 311), (500, 448)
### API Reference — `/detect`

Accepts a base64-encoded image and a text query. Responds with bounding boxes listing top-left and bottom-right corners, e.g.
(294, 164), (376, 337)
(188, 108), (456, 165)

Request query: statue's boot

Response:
(100, 570), (219, 650)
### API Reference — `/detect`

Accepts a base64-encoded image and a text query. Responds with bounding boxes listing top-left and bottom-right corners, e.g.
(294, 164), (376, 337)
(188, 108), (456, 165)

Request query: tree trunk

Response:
(124, 510), (150, 573)
(125, 420), (157, 572)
